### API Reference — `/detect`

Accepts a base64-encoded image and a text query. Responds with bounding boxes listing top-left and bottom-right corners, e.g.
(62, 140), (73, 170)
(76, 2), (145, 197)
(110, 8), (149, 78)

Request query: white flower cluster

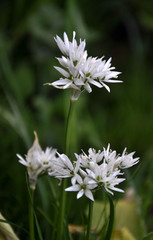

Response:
(50, 144), (139, 201)
(46, 32), (122, 100)
(17, 131), (58, 190)
(17, 132), (139, 200)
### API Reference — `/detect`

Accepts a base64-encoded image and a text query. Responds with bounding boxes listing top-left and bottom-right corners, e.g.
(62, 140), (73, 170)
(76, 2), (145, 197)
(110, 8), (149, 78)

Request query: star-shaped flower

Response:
(46, 31), (122, 100)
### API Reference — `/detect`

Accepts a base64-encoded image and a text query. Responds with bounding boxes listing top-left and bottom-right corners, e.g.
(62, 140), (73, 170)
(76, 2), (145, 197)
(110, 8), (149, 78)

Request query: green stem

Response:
(29, 188), (35, 240)
(105, 194), (114, 240)
(86, 200), (94, 240)
(65, 100), (75, 155)
(57, 99), (75, 240)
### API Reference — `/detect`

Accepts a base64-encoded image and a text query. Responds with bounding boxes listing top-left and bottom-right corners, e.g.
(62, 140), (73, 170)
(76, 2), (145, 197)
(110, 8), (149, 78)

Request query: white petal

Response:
(101, 81), (110, 92)
(71, 176), (77, 185)
(51, 79), (72, 86)
(85, 189), (94, 201)
(104, 57), (112, 70)
(17, 154), (28, 167)
(65, 184), (80, 192)
(56, 57), (68, 68)
(77, 189), (84, 199)
(88, 79), (103, 88)
(103, 79), (122, 83)
(76, 174), (83, 185)
(54, 66), (70, 78)
(72, 31), (76, 45)
(84, 83), (92, 93)
(54, 36), (65, 54)
(75, 159), (80, 172)
(105, 187), (114, 195)
(106, 71), (121, 78)
(64, 32), (69, 49)
(109, 186), (124, 193)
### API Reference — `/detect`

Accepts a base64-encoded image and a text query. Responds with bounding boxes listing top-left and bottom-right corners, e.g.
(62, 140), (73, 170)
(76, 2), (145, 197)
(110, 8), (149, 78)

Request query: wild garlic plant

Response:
(17, 32), (139, 240)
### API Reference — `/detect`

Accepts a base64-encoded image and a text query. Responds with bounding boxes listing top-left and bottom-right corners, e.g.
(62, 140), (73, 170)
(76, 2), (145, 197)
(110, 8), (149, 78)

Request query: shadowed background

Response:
(0, 0), (153, 239)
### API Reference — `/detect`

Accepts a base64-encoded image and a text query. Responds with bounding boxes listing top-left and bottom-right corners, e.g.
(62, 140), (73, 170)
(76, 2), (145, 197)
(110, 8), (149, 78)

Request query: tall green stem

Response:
(57, 99), (75, 240)
(86, 200), (94, 240)
(105, 194), (114, 240)
(29, 188), (35, 240)
(65, 100), (75, 155)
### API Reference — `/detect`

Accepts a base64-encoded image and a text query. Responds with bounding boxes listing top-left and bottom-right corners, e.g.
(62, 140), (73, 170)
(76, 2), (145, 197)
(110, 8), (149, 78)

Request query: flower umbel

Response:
(46, 31), (122, 100)
(51, 145), (139, 201)
(17, 131), (58, 190)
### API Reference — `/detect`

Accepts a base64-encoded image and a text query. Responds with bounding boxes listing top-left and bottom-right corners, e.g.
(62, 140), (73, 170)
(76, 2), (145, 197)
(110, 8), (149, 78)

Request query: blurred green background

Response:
(0, 0), (153, 239)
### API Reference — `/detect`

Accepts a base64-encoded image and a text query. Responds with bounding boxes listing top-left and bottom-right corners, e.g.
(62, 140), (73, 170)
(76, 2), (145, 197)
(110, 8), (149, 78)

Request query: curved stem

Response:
(86, 200), (93, 240)
(57, 99), (75, 240)
(105, 194), (114, 240)
(29, 188), (35, 240)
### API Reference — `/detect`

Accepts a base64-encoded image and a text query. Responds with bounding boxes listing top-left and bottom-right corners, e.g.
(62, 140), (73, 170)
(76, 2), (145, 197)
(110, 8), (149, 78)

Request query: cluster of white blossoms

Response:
(46, 32), (122, 100)
(17, 131), (58, 190)
(49, 144), (139, 201)
(17, 131), (139, 199)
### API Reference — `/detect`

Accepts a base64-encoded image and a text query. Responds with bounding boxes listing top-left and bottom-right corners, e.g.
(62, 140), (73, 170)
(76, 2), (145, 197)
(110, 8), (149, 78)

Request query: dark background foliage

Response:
(0, 0), (153, 239)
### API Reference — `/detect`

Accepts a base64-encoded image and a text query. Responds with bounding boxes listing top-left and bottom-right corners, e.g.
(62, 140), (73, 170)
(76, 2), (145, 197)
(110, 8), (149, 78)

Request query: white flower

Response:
(48, 145), (139, 200)
(46, 31), (122, 100)
(65, 175), (97, 201)
(103, 144), (140, 170)
(82, 148), (104, 165)
(39, 147), (57, 172)
(17, 131), (57, 190)
(49, 153), (80, 185)
(69, 145), (139, 198)
(118, 149), (140, 169)
(85, 161), (125, 195)
(103, 144), (120, 172)
(79, 56), (121, 93)
(54, 31), (87, 61)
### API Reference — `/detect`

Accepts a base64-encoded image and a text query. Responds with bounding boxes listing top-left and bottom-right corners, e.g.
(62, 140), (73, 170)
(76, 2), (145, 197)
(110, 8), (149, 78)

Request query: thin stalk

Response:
(65, 100), (75, 155)
(57, 99), (75, 240)
(29, 188), (35, 240)
(51, 180), (59, 240)
(105, 194), (114, 240)
(86, 200), (94, 240)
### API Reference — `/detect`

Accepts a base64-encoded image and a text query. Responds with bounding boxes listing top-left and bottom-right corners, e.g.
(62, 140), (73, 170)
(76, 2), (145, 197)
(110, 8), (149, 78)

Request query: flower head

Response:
(50, 144), (139, 201)
(46, 31), (122, 100)
(17, 131), (58, 190)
